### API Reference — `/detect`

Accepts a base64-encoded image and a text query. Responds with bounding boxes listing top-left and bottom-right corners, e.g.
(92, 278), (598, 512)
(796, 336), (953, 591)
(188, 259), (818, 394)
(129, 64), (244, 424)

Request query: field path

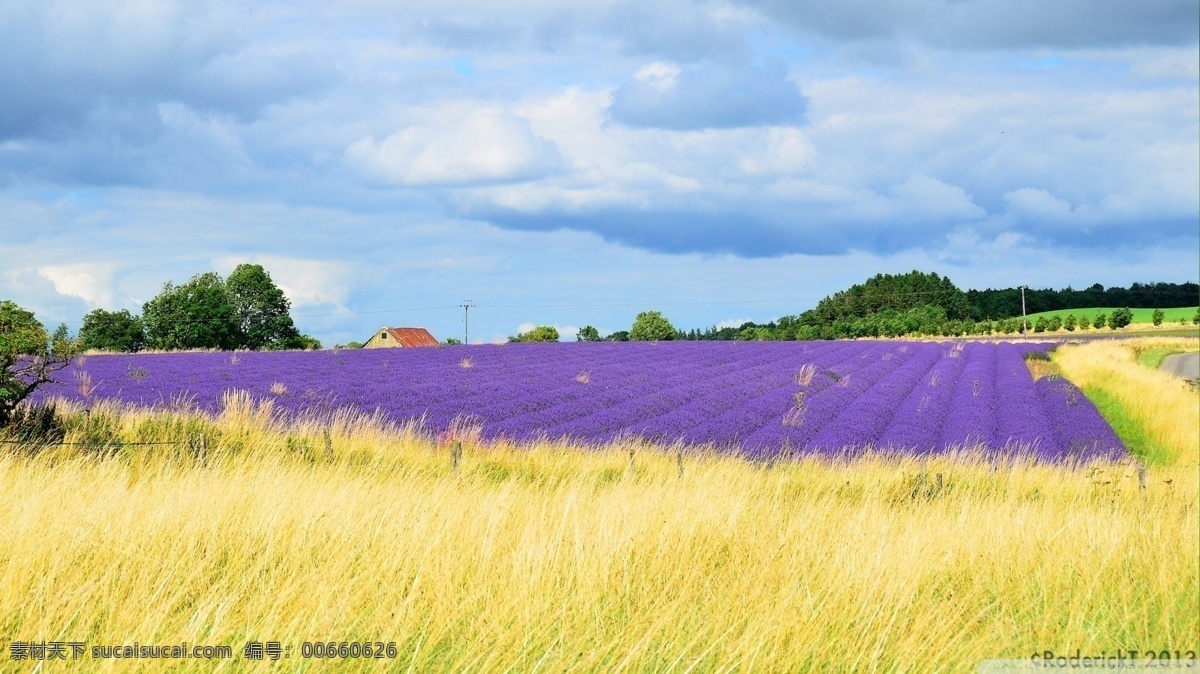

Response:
(1161, 353), (1199, 384)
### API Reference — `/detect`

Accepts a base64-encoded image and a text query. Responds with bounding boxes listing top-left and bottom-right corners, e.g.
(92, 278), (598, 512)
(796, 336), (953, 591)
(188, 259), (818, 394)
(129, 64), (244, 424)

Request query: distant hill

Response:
(684, 272), (1199, 341)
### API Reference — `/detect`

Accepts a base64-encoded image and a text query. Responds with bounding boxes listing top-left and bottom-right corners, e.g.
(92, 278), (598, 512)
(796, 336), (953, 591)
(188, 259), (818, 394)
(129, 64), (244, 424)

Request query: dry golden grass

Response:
(1, 393), (1197, 672)
(1053, 336), (1199, 468)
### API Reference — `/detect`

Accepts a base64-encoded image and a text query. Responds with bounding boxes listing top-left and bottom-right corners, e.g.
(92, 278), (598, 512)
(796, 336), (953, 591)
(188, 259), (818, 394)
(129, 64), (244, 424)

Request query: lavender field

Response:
(38, 341), (1126, 462)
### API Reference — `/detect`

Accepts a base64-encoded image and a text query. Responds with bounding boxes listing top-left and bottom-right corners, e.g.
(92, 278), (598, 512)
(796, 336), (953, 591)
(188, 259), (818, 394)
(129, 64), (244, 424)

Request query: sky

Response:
(1, 0), (1197, 346)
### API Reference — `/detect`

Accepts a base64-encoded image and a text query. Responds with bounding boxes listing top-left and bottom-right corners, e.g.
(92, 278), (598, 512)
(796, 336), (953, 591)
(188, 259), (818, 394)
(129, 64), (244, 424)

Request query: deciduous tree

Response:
(515, 326), (559, 342)
(629, 311), (676, 341)
(226, 264), (303, 350)
(79, 309), (145, 352)
(0, 301), (74, 428)
(142, 273), (240, 350)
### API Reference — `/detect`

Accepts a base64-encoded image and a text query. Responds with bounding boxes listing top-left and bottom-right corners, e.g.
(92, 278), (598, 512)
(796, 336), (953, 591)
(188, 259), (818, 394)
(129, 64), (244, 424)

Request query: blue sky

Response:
(1, 0), (1197, 345)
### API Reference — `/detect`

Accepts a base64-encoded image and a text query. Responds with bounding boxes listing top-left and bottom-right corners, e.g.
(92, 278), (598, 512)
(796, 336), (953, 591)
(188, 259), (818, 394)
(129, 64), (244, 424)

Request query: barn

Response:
(363, 327), (440, 348)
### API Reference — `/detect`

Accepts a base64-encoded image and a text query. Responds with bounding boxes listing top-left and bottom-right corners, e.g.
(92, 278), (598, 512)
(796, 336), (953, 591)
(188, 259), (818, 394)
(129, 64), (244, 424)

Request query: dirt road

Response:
(1162, 353), (1199, 384)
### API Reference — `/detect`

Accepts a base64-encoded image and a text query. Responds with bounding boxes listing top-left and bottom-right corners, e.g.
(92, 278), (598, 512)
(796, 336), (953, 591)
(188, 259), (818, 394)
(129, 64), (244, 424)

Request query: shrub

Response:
(1094, 313), (1107, 330)
(1063, 314), (1076, 331)
(1151, 309), (1164, 327)
(1109, 308), (1133, 330)
(1078, 314), (1091, 330)
(1047, 316), (1062, 332)
(515, 326), (559, 343)
(3, 402), (66, 446)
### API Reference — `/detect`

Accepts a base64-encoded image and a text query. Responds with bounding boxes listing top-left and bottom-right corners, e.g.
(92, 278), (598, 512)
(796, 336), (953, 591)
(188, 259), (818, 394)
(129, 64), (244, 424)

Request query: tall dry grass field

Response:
(1, 350), (1197, 671)
(1052, 336), (1199, 467)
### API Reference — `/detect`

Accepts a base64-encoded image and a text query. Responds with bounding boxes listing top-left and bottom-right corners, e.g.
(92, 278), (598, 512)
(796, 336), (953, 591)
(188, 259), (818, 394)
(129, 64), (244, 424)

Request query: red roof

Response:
(380, 327), (439, 347)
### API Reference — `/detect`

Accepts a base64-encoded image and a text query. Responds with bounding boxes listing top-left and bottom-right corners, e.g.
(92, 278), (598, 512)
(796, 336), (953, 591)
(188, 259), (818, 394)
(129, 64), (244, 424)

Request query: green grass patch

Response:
(1023, 306), (1199, 325)
(1136, 347), (1189, 370)
(1081, 385), (1173, 466)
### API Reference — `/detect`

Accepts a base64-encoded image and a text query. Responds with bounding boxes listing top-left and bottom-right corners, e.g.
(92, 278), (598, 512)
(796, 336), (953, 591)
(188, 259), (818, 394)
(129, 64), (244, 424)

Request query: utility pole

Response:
(460, 300), (475, 344)
(1019, 285), (1028, 336)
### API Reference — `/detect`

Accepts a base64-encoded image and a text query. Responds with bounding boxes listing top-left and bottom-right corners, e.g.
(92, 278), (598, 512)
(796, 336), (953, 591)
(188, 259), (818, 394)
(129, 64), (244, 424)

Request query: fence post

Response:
(450, 440), (462, 472)
(676, 447), (684, 478)
(1137, 463), (1147, 493)
(323, 429), (334, 460)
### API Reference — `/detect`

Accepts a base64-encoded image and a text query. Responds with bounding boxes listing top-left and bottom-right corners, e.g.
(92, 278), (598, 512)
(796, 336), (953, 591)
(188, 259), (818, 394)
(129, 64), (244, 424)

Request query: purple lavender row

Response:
(993, 343), (1060, 457)
(872, 343), (971, 453)
(935, 343), (997, 450)
(1033, 376), (1125, 462)
(714, 342), (913, 455)
(807, 342), (949, 454)
(605, 341), (866, 448)
(471, 342), (791, 440)
(633, 341), (862, 448)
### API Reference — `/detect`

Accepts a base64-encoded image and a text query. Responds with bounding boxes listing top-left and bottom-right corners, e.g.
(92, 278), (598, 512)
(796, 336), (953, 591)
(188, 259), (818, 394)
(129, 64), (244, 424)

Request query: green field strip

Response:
(1022, 306), (1199, 324)
(1079, 385), (1173, 466)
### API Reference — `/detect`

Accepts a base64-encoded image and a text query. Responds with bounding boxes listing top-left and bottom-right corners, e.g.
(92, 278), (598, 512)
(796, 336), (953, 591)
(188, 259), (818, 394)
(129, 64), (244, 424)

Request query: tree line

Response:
(78, 265), (320, 352)
(968, 281), (1198, 319)
(686, 273), (1198, 341)
(582, 272), (1197, 342)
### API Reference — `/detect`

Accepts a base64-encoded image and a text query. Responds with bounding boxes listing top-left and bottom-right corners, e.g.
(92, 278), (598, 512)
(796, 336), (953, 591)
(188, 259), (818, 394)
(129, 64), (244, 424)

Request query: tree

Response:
(443, 338), (462, 346)
(1109, 307), (1133, 329)
(1047, 316), (1062, 332)
(142, 273), (241, 350)
(1063, 314), (1076, 332)
(515, 326), (559, 342)
(629, 311), (676, 341)
(576, 325), (601, 342)
(226, 264), (302, 350)
(1194, 308), (1200, 326)
(1033, 316), (1048, 333)
(607, 330), (630, 342)
(0, 301), (75, 428)
(1152, 308), (1165, 327)
(289, 334), (322, 350)
(79, 309), (145, 352)
(1078, 314), (1090, 330)
(1093, 312), (1107, 330)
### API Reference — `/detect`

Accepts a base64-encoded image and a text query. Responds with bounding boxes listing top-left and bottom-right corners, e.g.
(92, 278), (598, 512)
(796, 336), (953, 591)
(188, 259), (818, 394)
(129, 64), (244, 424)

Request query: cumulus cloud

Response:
(213, 255), (353, 310)
(609, 61), (806, 130)
(345, 107), (563, 185)
(35, 263), (116, 308)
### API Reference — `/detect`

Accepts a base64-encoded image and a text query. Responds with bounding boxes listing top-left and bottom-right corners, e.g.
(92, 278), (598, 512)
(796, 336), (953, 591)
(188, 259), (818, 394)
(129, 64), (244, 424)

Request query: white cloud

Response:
(633, 62), (681, 92)
(213, 255), (352, 309)
(344, 105), (562, 186)
(888, 174), (986, 222)
(715, 318), (753, 330)
(36, 263), (116, 308)
(1003, 187), (1076, 221)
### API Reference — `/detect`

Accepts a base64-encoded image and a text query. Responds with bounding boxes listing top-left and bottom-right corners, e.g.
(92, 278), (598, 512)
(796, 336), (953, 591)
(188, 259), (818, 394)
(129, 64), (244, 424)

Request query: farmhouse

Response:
(363, 327), (439, 348)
